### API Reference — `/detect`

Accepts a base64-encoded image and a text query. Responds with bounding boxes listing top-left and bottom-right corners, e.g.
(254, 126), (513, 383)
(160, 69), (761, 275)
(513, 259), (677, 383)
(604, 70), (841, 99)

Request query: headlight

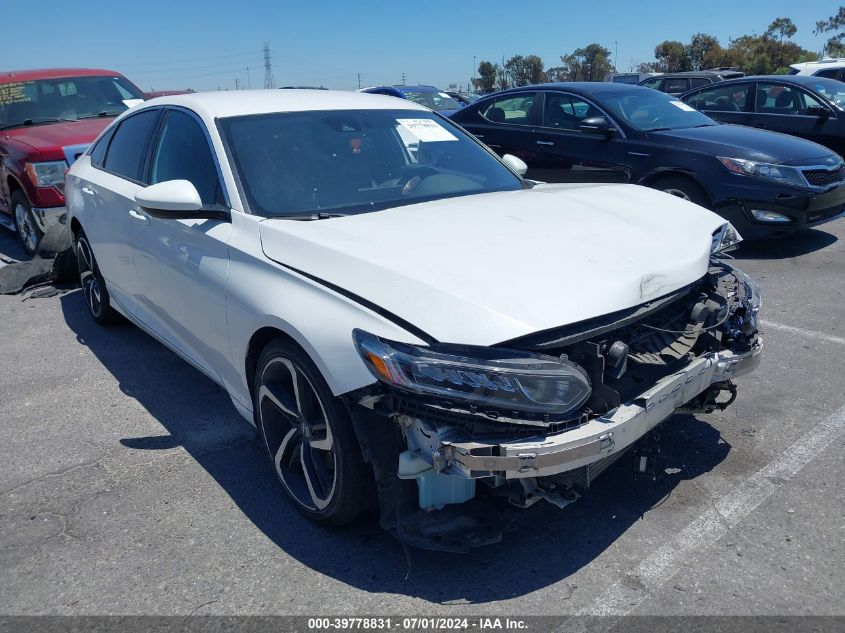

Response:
(711, 222), (742, 254)
(717, 156), (806, 188)
(353, 329), (591, 417)
(25, 161), (68, 190)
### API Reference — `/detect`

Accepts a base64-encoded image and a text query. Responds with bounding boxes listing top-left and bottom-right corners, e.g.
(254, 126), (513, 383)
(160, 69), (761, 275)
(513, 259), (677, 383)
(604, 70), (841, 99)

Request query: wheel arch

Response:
(637, 169), (714, 207)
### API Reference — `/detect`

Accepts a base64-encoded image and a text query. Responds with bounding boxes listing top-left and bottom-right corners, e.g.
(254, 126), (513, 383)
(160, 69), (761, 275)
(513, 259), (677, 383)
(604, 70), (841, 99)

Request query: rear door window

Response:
(662, 78), (690, 94)
(102, 109), (160, 182)
(684, 83), (750, 112)
(479, 93), (538, 125)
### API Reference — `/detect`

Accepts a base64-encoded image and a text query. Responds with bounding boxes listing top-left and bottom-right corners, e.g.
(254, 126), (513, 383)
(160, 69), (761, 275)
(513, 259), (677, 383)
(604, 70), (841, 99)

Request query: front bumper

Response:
(428, 340), (762, 480)
(713, 179), (845, 239)
(30, 206), (67, 233)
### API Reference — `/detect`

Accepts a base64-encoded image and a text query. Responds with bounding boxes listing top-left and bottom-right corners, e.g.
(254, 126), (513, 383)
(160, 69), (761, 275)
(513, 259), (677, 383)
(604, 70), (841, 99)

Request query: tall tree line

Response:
(473, 10), (837, 93)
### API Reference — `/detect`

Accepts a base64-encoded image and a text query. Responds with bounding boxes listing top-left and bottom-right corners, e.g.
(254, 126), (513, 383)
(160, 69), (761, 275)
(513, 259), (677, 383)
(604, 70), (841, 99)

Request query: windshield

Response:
(806, 78), (845, 109)
(219, 109), (523, 218)
(0, 75), (146, 130)
(598, 88), (717, 131)
(401, 90), (462, 111)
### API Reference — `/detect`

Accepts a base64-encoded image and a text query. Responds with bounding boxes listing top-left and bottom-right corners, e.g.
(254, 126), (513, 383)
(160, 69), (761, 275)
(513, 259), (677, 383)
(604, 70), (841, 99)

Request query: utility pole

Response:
(614, 41), (619, 72)
(246, 67), (251, 89)
(401, 72), (406, 86)
(263, 42), (275, 89)
(472, 55), (476, 92)
(357, 73), (362, 90)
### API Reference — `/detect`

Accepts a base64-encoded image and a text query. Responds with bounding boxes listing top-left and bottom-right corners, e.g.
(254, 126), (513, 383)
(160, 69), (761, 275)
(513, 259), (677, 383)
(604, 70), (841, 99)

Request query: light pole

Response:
(246, 67), (252, 89)
(614, 41), (619, 72)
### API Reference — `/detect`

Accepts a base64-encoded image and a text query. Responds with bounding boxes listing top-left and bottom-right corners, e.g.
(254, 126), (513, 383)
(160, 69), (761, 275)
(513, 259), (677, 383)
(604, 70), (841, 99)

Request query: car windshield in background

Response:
(598, 88), (718, 131)
(806, 78), (845, 109)
(219, 109), (523, 218)
(402, 91), (463, 111)
(0, 75), (145, 129)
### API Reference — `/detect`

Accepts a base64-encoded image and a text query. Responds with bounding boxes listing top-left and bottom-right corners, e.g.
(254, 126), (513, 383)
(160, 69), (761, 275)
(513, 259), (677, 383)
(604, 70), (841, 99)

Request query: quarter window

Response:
(102, 109), (159, 182)
(684, 83), (749, 112)
(479, 93), (538, 125)
(542, 93), (602, 130)
(89, 127), (115, 168)
(150, 110), (223, 206)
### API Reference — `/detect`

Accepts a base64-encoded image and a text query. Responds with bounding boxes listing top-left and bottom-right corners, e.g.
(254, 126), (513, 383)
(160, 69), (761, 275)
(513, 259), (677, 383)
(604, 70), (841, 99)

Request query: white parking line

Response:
(760, 319), (845, 346)
(567, 402), (845, 620)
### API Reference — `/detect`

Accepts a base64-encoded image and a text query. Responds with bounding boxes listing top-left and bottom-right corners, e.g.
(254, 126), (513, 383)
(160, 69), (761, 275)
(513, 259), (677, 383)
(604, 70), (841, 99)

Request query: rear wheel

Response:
(12, 190), (41, 255)
(75, 230), (122, 325)
(254, 339), (371, 525)
(653, 175), (709, 208)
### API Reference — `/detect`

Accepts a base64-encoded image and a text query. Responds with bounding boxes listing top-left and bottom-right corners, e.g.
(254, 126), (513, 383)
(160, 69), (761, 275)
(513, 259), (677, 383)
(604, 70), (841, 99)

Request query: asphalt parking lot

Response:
(0, 220), (843, 617)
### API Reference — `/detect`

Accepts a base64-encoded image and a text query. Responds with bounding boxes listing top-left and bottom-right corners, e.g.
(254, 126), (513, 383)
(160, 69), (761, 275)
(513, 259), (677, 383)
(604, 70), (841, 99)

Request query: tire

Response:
(11, 190), (42, 255)
(74, 229), (122, 325)
(254, 339), (371, 526)
(653, 175), (709, 208)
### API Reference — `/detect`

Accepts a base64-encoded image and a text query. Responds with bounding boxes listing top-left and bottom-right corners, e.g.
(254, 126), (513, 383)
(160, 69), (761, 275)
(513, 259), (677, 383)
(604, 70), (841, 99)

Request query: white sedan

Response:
(66, 90), (762, 551)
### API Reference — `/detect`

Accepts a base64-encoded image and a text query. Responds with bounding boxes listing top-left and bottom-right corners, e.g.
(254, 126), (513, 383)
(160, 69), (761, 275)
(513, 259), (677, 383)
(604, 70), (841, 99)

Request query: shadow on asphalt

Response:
(60, 288), (731, 603)
(733, 227), (838, 260)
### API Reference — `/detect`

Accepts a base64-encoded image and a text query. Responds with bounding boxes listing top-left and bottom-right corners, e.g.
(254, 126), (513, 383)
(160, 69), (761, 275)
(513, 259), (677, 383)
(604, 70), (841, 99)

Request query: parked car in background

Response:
(360, 85), (463, 115)
(446, 91), (479, 106)
(450, 82), (845, 238)
(608, 72), (661, 85)
(789, 58), (845, 81)
(639, 69), (745, 96)
(145, 89), (195, 98)
(0, 68), (146, 253)
(681, 75), (845, 154)
(66, 90), (761, 550)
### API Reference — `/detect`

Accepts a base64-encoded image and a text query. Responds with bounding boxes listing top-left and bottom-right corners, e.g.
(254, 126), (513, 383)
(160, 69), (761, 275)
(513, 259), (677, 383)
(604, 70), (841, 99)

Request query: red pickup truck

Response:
(0, 68), (146, 253)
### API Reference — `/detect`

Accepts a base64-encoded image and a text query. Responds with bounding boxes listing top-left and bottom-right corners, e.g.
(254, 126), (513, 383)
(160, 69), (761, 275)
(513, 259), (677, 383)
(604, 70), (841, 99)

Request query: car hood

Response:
(5, 118), (112, 153)
(258, 184), (726, 346)
(650, 124), (834, 165)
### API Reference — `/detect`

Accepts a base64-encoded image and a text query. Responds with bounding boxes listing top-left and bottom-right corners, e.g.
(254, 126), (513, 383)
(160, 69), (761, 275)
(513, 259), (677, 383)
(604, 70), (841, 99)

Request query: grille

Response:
(803, 166), (845, 188)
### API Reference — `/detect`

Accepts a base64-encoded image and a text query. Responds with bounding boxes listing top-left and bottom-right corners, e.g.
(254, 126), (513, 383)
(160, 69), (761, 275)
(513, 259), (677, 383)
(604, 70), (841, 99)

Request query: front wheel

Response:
(12, 190), (41, 255)
(75, 230), (122, 325)
(254, 340), (371, 525)
(653, 175), (709, 208)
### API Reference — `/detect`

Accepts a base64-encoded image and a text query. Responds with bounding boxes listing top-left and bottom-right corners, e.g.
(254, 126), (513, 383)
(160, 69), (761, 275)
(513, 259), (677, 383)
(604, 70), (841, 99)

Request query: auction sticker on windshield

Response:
(396, 118), (458, 142)
(670, 100), (696, 112)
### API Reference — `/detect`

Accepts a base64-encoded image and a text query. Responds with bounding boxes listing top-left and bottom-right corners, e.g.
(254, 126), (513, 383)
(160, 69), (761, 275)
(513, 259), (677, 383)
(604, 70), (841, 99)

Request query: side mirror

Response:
(502, 153), (528, 176)
(578, 116), (613, 136)
(135, 180), (228, 221)
(806, 104), (831, 118)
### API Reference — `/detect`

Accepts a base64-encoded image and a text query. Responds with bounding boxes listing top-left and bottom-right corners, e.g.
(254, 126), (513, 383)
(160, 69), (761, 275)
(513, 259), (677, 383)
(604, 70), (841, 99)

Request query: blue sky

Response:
(4, 0), (838, 92)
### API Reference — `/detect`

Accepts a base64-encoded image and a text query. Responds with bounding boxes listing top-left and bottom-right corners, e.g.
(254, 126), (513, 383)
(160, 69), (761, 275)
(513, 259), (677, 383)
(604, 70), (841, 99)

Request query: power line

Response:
(127, 58), (262, 76)
(263, 42), (275, 89)
(110, 51), (261, 67)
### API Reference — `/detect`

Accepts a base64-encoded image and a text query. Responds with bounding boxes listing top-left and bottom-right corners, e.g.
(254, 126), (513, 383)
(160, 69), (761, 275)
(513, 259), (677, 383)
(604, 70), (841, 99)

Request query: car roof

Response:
(394, 85), (440, 92)
(138, 88), (429, 119)
(494, 82), (655, 95)
(692, 74), (838, 87)
(791, 59), (845, 69)
(0, 68), (125, 84)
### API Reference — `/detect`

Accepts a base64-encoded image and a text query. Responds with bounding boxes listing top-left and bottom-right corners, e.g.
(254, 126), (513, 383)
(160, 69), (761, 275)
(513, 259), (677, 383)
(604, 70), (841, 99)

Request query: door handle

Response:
(81, 186), (95, 195)
(128, 209), (150, 225)
(535, 140), (555, 146)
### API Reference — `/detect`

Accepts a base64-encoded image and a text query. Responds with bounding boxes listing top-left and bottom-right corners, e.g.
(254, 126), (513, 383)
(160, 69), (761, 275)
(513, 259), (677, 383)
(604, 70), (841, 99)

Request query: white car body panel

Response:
(258, 183), (724, 346)
(66, 89), (729, 421)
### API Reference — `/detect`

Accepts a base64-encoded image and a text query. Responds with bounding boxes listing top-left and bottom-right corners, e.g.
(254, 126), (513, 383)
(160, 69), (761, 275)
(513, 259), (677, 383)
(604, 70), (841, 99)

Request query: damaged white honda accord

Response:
(66, 90), (762, 551)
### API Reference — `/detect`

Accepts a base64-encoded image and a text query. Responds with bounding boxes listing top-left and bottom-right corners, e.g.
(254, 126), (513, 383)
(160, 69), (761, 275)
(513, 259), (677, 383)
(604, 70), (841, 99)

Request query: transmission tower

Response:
(263, 43), (276, 89)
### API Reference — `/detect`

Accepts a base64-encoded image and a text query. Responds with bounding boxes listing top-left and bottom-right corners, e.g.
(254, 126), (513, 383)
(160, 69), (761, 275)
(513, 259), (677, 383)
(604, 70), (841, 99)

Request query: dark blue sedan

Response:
(360, 85), (463, 116)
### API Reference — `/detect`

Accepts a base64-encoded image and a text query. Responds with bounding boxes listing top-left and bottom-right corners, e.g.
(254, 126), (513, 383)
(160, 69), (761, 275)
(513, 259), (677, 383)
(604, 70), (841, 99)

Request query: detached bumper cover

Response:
(436, 340), (762, 480)
(30, 206), (66, 233)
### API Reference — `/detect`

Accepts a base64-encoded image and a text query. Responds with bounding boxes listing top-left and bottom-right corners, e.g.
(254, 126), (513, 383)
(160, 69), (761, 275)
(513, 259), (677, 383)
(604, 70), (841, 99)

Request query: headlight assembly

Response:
(711, 222), (742, 254)
(717, 156), (806, 188)
(352, 329), (591, 417)
(25, 161), (68, 190)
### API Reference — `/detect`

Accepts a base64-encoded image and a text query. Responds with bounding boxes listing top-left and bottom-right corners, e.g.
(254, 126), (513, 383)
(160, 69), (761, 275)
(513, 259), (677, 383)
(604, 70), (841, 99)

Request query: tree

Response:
(685, 33), (720, 70)
(765, 17), (798, 68)
(815, 6), (845, 56)
(474, 61), (498, 93)
(558, 43), (613, 81)
(504, 54), (546, 87)
(653, 40), (691, 72)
